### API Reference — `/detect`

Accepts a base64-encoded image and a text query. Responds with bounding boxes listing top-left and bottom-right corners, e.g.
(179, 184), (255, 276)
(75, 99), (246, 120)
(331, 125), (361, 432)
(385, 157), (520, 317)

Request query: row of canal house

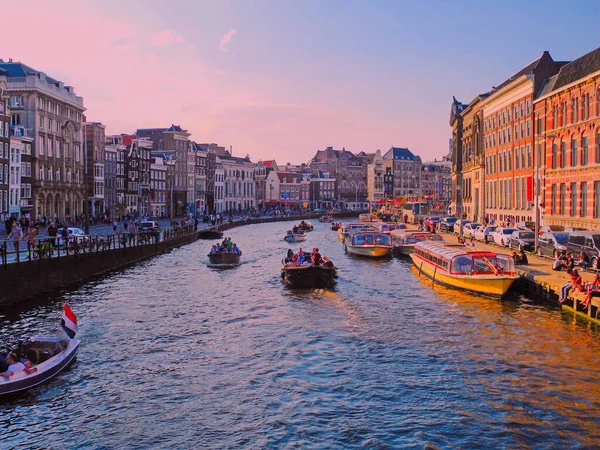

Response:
(451, 46), (600, 229)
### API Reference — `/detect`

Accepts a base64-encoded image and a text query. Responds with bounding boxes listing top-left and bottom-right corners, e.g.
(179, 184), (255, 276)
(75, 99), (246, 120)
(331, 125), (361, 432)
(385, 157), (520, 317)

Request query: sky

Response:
(3, 0), (598, 163)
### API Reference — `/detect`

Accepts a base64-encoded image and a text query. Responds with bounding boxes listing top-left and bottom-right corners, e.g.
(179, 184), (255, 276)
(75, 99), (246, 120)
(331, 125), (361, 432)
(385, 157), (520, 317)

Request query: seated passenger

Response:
(322, 256), (334, 267)
(232, 244), (241, 254)
(1, 353), (36, 379)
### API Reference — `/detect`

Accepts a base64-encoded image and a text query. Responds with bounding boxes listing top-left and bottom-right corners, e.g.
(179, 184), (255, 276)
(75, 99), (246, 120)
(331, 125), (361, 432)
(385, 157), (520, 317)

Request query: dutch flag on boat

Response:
(61, 304), (78, 339)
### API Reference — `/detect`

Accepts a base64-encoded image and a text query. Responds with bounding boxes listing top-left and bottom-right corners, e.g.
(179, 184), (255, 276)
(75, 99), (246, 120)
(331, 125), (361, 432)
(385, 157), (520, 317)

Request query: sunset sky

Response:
(6, 0), (598, 163)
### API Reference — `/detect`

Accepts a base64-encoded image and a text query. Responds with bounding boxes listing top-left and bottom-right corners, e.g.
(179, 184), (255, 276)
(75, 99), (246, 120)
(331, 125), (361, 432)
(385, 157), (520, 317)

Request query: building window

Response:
(536, 144), (542, 168)
(537, 117), (543, 135)
(552, 143), (557, 169)
(553, 106), (557, 129)
(570, 182), (577, 216)
(516, 178), (521, 209)
(596, 132), (600, 164)
(582, 182), (588, 217)
(571, 138), (578, 166)
(582, 136), (588, 166)
(560, 141), (566, 168)
(526, 119), (531, 137)
(595, 182), (600, 218)
(573, 98), (579, 123)
(515, 148), (520, 170)
(560, 183), (566, 215)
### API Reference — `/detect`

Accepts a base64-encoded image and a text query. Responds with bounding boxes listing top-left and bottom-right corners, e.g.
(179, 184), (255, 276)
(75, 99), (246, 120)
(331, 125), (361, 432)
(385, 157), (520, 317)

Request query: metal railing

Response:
(0, 224), (195, 268)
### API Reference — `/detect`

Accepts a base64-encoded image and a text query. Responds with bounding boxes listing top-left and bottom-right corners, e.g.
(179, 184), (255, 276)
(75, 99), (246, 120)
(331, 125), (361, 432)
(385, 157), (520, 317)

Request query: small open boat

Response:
(208, 251), (242, 265)
(330, 222), (341, 231)
(284, 231), (306, 243)
(390, 230), (444, 257)
(296, 221), (313, 232)
(410, 241), (519, 297)
(281, 263), (338, 288)
(344, 232), (392, 258)
(0, 305), (80, 396)
(319, 215), (333, 223)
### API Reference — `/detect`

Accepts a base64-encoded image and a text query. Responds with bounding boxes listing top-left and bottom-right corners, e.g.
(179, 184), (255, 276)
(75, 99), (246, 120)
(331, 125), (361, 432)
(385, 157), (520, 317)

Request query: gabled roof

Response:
(551, 46), (600, 92)
(384, 147), (417, 161)
(166, 124), (187, 133)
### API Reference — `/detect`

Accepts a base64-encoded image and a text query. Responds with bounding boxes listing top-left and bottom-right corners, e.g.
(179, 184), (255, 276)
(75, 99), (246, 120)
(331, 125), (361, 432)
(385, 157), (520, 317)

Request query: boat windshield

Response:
(353, 233), (390, 246)
(452, 254), (515, 274)
(451, 255), (473, 274)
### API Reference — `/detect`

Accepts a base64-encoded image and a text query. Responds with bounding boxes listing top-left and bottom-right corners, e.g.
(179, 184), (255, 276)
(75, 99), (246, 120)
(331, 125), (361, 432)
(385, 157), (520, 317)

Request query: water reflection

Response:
(1, 220), (600, 448)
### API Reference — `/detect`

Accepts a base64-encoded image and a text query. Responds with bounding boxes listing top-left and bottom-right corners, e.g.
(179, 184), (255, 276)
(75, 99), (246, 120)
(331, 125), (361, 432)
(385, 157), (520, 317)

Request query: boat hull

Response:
(208, 253), (241, 265)
(345, 245), (392, 258)
(281, 265), (337, 288)
(410, 254), (518, 297)
(392, 244), (414, 257)
(0, 338), (80, 396)
(284, 234), (306, 242)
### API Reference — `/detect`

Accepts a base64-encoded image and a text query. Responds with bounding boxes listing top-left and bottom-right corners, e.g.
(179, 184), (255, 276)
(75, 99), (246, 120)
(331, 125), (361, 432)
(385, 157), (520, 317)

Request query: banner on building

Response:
(526, 176), (533, 203)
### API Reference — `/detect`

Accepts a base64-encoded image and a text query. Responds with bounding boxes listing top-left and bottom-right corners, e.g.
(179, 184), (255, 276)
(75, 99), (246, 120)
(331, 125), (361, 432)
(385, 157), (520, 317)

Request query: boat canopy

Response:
(352, 232), (391, 246)
(414, 241), (515, 274)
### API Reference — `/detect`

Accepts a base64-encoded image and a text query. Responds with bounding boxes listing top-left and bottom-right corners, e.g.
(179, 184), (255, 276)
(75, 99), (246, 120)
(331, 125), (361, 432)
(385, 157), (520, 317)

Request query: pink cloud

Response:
(151, 29), (186, 47)
(219, 29), (237, 53)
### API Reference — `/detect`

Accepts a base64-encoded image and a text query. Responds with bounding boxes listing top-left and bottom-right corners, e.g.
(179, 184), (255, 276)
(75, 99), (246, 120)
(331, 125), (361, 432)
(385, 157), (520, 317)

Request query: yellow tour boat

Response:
(410, 241), (519, 297)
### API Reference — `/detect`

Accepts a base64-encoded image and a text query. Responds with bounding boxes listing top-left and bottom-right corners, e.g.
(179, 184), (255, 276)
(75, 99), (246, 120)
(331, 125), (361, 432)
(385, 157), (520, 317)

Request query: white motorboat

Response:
(344, 232), (393, 258)
(284, 231), (306, 242)
(0, 336), (80, 396)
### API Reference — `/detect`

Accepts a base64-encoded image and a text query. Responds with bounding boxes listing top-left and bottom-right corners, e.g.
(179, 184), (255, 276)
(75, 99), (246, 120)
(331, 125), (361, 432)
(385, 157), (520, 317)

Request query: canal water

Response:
(2, 221), (600, 449)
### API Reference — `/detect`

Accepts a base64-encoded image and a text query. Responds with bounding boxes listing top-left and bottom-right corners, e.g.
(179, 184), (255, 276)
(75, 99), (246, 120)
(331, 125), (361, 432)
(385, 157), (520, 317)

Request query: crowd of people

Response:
(284, 247), (334, 268)
(209, 237), (241, 255)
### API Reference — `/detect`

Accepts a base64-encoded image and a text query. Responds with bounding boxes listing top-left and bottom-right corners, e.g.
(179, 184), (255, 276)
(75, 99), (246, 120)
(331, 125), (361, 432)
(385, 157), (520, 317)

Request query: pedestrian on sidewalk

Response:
(8, 222), (23, 259)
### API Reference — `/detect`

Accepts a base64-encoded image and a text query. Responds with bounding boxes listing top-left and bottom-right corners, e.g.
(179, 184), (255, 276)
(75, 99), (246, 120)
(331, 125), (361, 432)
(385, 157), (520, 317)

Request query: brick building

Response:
(382, 147), (422, 199)
(83, 121), (105, 219)
(0, 76), (9, 219)
(535, 47), (600, 229)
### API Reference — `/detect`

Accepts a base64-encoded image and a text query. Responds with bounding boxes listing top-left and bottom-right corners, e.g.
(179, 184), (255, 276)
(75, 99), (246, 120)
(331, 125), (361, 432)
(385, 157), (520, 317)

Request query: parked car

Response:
(56, 227), (89, 243)
(454, 219), (472, 234)
(509, 230), (536, 251)
(140, 221), (162, 235)
(539, 225), (565, 235)
(492, 227), (517, 246)
(536, 232), (569, 258)
(462, 223), (482, 238)
(516, 221), (535, 231)
(566, 231), (600, 269)
(474, 225), (496, 242)
(439, 216), (458, 232)
(565, 227), (588, 232)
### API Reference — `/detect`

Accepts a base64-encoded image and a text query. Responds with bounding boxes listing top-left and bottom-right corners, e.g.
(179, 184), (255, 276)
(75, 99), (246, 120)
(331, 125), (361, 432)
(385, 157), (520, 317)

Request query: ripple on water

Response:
(2, 220), (600, 448)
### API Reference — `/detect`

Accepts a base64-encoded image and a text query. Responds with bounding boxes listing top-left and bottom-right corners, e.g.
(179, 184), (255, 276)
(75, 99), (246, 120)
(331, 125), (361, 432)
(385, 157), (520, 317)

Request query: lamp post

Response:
(534, 133), (556, 254)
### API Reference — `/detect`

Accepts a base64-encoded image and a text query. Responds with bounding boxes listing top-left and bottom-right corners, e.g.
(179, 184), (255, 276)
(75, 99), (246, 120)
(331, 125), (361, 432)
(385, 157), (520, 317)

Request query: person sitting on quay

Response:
(582, 273), (600, 309)
(457, 235), (466, 245)
(552, 254), (567, 271)
(575, 251), (591, 270)
(513, 250), (528, 266)
(559, 268), (583, 303)
(564, 252), (576, 271)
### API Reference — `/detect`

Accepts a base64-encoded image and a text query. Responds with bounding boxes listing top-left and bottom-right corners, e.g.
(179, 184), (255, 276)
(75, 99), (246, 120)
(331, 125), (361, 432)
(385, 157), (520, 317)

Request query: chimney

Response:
(230, 145), (233, 156)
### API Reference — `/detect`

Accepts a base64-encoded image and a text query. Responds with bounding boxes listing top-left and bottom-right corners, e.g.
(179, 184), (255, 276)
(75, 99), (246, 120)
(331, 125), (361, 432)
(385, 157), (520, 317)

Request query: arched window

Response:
(582, 134), (589, 166)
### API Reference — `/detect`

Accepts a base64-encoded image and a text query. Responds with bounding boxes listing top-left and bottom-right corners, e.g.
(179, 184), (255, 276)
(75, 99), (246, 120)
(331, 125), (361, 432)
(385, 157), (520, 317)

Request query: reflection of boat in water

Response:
(207, 252), (242, 265)
(390, 230), (443, 257)
(337, 223), (377, 243)
(284, 231), (306, 242)
(344, 232), (392, 258)
(281, 263), (338, 288)
(410, 241), (519, 297)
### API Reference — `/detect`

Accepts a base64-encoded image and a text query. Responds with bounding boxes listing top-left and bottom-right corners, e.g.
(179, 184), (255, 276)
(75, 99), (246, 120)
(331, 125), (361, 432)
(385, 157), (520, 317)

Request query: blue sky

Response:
(11, 0), (599, 162)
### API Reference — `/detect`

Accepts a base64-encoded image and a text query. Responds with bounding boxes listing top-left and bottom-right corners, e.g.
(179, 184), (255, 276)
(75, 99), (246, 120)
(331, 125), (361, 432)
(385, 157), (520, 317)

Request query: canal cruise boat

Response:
(344, 232), (393, 258)
(337, 223), (378, 243)
(410, 241), (519, 297)
(281, 253), (338, 288)
(390, 230), (443, 257)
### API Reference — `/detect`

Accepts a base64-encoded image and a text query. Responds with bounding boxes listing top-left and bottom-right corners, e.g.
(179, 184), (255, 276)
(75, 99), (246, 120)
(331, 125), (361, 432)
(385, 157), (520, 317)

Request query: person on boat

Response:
(225, 238), (233, 252)
(312, 248), (322, 266)
(1, 353), (36, 379)
(285, 249), (294, 262)
(322, 256), (334, 267)
(559, 268), (583, 303)
(232, 244), (241, 254)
